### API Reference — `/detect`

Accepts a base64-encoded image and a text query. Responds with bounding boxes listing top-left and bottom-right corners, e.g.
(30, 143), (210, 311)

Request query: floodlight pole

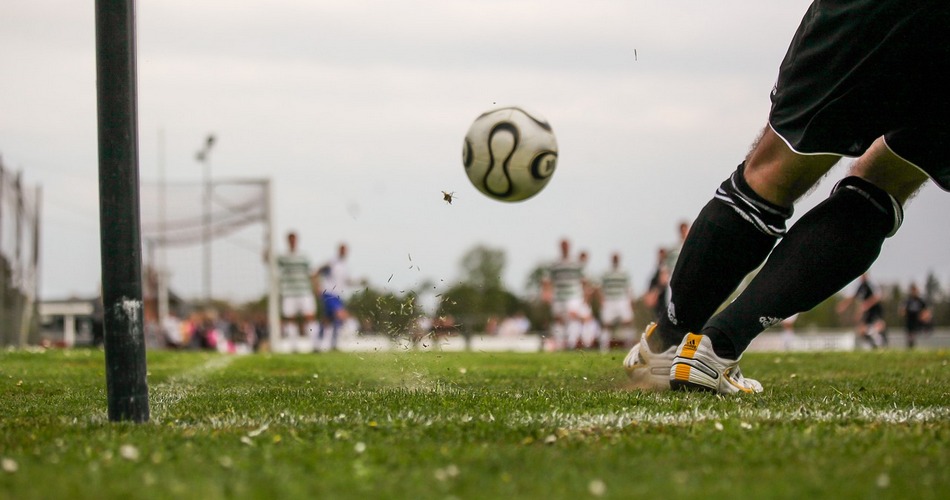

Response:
(95, 0), (150, 423)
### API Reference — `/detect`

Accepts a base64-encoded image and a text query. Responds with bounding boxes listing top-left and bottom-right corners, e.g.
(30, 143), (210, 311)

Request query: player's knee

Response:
(831, 176), (903, 237)
(849, 137), (932, 203)
(714, 162), (794, 238)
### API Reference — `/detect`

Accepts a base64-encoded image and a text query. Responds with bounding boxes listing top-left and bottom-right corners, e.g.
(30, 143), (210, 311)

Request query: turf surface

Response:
(1, 347), (948, 499)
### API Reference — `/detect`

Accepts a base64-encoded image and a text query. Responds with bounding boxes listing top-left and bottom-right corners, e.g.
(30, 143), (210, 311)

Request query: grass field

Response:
(1, 346), (948, 499)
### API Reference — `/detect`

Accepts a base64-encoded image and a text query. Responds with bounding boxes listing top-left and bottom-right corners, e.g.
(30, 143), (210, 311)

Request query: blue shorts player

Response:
(318, 243), (352, 351)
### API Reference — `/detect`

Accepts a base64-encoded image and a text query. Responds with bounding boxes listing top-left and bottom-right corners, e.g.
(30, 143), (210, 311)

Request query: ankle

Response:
(702, 327), (740, 360)
(648, 322), (685, 352)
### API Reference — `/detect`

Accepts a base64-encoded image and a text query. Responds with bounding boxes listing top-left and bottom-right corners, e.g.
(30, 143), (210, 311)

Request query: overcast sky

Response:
(2, 0), (948, 306)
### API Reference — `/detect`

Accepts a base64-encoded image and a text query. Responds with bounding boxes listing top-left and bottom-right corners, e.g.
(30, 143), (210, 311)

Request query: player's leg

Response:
(279, 297), (302, 353)
(566, 316), (582, 351)
(287, 295), (315, 353)
(906, 325), (918, 350)
(700, 137), (928, 360)
(659, 130), (837, 394)
(549, 305), (566, 352)
(281, 319), (298, 339)
(319, 293), (341, 351)
(669, 1), (946, 393)
(280, 298), (295, 337)
(631, 127), (835, 391)
(854, 318), (872, 349)
(578, 302), (597, 349)
(875, 317), (889, 348)
(329, 305), (349, 351)
(550, 320), (563, 351)
(614, 303), (635, 349)
(651, 126), (838, 352)
(860, 317), (879, 350)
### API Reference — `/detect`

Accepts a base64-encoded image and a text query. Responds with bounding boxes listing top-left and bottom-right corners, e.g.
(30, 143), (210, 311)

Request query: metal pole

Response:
(265, 179), (280, 350)
(157, 130), (169, 329)
(204, 156), (211, 302)
(197, 135), (215, 304)
(95, 0), (150, 423)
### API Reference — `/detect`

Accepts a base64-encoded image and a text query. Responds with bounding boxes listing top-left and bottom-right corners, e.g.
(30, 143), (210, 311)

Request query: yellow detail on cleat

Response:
(723, 367), (754, 393)
(674, 363), (691, 381)
(681, 333), (702, 357)
(643, 322), (657, 339)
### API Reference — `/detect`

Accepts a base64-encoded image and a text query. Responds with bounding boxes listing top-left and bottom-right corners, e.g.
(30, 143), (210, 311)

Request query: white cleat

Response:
(669, 333), (763, 395)
(623, 323), (677, 391)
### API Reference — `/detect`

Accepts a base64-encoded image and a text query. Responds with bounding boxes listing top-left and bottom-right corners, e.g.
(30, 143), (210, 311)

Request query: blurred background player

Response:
(837, 273), (887, 349)
(642, 247), (670, 323)
(599, 252), (635, 350)
(317, 242), (352, 351)
(899, 282), (931, 349)
(577, 250), (602, 350)
(541, 239), (584, 351)
(663, 220), (691, 273)
(641, 222), (689, 326)
(277, 231), (318, 353)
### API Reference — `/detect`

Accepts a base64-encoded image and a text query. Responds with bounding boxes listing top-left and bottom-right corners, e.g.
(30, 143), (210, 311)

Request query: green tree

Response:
(925, 272), (942, 302)
(923, 272), (949, 327)
(460, 245), (505, 289)
(436, 245), (526, 333)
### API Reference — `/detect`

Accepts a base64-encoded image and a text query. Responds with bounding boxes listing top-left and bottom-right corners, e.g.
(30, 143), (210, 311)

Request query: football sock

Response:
(703, 176), (903, 358)
(651, 163), (790, 352)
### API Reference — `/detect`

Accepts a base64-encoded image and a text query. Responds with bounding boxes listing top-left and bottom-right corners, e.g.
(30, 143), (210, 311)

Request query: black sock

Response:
(652, 163), (788, 351)
(704, 176), (903, 358)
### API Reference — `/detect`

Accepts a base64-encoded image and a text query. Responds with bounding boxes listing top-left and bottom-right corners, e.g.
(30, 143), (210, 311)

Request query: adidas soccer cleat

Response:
(623, 323), (677, 391)
(669, 333), (763, 394)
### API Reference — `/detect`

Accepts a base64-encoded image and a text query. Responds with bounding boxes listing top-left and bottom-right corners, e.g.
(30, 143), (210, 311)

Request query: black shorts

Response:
(769, 0), (950, 190)
(861, 306), (884, 326)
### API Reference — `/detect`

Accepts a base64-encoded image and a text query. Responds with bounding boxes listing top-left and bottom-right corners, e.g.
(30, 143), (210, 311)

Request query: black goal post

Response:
(95, 0), (150, 422)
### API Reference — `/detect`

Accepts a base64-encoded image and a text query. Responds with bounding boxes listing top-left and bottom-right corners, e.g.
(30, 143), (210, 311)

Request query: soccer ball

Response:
(462, 107), (558, 202)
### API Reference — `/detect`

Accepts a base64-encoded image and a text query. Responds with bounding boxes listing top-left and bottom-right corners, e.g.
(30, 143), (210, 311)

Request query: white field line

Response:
(165, 404), (950, 432)
(148, 355), (235, 421)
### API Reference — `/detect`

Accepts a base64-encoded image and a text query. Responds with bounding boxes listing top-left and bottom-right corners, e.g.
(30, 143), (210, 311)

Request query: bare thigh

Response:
(743, 126), (841, 207)
(849, 137), (930, 204)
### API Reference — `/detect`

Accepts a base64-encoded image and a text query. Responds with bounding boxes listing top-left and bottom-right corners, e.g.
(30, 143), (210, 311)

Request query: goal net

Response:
(138, 178), (279, 343)
(0, 161), (41, 347)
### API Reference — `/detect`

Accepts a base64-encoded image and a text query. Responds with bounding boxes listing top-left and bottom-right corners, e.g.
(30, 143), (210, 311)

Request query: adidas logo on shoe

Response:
(683, 337), (698, 353)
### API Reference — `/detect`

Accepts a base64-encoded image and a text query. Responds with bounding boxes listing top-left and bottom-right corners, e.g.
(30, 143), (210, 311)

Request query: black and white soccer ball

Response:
(462, 107), (558, 202)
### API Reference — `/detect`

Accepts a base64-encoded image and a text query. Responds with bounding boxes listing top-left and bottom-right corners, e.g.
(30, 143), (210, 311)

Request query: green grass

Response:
(1, 347), (948, 499)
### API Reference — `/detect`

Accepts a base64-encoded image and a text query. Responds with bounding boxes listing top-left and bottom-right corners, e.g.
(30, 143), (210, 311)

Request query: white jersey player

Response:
(542, 239), (585, 351)
(317, 243), (352, 351)
(599, 252), (635, 348)
(277, 231), (318, 352)
(577, 250), (602, 350)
